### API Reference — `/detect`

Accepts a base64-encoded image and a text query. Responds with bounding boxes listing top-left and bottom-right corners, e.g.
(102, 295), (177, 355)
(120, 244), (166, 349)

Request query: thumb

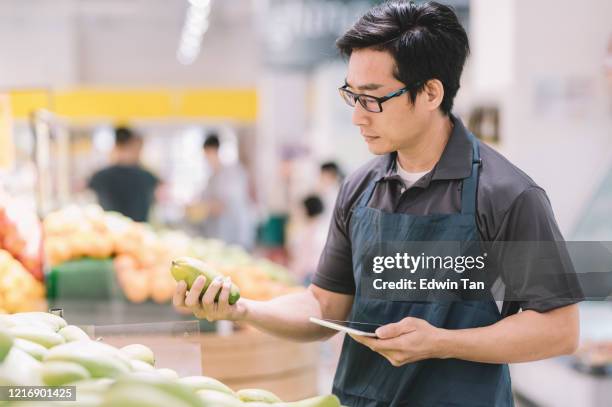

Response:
(375, 317), (417, 339)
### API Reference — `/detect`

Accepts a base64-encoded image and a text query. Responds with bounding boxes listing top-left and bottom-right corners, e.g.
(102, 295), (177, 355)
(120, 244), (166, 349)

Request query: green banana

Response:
(171, 257), (240, 305)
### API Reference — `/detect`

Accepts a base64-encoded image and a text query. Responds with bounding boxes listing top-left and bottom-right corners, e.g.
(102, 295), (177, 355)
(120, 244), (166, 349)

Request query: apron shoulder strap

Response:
(356, 178), (378, 209)
(461, 132), (482, 215)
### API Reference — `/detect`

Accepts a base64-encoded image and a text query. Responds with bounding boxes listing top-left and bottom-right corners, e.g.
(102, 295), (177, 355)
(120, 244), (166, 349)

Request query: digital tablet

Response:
(309, 317), (380, 337)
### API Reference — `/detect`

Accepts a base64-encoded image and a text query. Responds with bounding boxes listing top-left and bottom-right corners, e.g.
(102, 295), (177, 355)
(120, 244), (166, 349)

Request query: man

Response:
(195, 133), (254, 249)
(318, 161), (344, 227)
(88, 126), (159, 222)
(174, 2), (582, 406)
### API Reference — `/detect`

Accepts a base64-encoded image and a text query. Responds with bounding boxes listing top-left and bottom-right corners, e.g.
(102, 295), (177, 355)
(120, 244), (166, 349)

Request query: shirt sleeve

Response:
(494, 187), (584, 313)
(312, 183), (356, 295)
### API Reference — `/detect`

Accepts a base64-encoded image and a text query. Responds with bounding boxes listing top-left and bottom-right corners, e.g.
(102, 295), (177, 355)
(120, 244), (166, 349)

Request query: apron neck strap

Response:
(461, 132), (482, 215)
(356, 178), (378, 209)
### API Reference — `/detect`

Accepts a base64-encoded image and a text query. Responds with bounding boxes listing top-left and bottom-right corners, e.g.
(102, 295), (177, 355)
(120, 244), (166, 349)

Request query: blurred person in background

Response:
(318, 161), (344, 227)
(288, 195), (327, 285)
(88, 126), (160, 222)
(191, 132), (255, 249)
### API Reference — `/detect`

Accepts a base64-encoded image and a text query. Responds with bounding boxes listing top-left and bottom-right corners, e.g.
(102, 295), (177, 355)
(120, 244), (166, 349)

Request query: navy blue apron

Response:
(333, 133), (513, 407)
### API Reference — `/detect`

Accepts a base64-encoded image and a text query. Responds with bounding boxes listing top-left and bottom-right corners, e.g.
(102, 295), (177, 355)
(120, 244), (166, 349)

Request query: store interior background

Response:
(0, 0), (611, 406)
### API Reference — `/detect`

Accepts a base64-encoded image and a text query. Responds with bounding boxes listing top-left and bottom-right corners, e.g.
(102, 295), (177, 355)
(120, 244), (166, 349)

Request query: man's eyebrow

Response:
(344, 79), (384, 91)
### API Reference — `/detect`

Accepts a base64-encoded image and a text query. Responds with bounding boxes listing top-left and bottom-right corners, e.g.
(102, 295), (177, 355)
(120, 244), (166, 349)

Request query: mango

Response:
(284, 395), (341, 407)
(13, 338), (48, 361)
(237, 388), (282, 403)
(102, 376), (205, 407)
(171, 257), (240, 305)
(58, 325), (91, 342)
(8, 325), (65, 348)
(155, 368), (179, 380)
(120, 343), (155, 366)
(45, 340), (131, 378)
(7, 312), (67, 332)
(130, 359), (155, 372)
(0, 328), (13, 362)
(41, 361), (91, 386)
(177, 375), (235, 395)
(0, 347), (43, 386)
(196, 390), (242, 407)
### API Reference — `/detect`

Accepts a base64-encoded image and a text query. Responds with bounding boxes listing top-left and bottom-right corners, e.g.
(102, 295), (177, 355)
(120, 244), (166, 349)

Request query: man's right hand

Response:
(172, 276), (247, 322)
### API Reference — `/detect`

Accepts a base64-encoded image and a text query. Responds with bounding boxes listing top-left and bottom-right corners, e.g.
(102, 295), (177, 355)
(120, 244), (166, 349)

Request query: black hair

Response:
(114, 126), (139, 146)
(203, 132), (220, 150)
(303, 195), (324, 218)
(321, 161), (344, 180)
(336, 0), (469, 115)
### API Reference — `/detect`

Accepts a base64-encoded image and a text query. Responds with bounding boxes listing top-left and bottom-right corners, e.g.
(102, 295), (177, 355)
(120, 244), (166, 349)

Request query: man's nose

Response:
(351, 102), (371, 127)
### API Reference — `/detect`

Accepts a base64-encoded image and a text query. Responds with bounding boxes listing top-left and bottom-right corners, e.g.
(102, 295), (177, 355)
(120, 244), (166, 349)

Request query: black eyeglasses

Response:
(338, 81), (423, 113)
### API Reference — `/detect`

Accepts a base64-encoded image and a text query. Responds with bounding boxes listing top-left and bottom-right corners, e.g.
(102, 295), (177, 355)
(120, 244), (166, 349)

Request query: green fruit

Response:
(284, 395), (341, 407)
(120, 344), (155, 366)
(41, 361), (91, 386)
(155, 368), (179, 380)
(237, 388), (282, 403)
(45, 341), (131, 378)
(8, 326), (65, 348)
(177, 376), (235, 395)
(7, 312), (67, 332)
(0, 328), (14, 362)
(68, 378), (115, 393)
(171, 257), (240, 305)
(13, 338), (48, 361)
(101, 384), (199, 407)
(58, 325), (91, 342)
(196, 390), (242, 407)
(103, 376), (205, 407)
(130, 359), (155, 372)
(0, 347), (43, 386)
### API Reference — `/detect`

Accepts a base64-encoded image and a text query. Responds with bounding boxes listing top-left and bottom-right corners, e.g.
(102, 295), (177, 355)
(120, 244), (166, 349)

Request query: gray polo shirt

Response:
(313, 115), (583, 316)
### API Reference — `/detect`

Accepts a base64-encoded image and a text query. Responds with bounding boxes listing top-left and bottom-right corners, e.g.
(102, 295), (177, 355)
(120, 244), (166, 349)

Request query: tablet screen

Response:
(321, 319), (381, 334)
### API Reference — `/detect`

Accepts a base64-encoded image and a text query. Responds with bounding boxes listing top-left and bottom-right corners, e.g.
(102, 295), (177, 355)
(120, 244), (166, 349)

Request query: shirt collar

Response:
(377, 114), (473, 185)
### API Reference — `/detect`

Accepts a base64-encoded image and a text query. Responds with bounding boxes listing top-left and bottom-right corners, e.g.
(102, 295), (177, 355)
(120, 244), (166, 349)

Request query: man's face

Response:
(345, 49), (429, 155)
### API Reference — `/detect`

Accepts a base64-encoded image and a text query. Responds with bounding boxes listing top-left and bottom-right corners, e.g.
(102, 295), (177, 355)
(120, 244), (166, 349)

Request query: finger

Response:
(202, 276), (224, 305)
(185, 276), (206, 307)
(217, 277), (232, 309)
(172, 281), (187, 308)
(376, 317), (417, 339)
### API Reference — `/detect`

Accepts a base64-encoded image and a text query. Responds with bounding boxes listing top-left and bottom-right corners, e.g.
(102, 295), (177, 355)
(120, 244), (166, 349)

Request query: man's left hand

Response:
(349, 317), (446, 367)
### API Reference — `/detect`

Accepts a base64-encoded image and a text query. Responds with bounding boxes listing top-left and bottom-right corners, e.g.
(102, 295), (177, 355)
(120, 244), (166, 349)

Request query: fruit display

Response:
(0, 249), (46, 313)
(0, 194), (43, 280)
(43, 204), (302, 304)
(0, 311), (342, 407)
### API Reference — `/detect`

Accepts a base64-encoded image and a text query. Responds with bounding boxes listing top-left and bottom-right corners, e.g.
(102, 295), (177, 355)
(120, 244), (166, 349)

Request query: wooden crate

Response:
(196, 328), (320, 401)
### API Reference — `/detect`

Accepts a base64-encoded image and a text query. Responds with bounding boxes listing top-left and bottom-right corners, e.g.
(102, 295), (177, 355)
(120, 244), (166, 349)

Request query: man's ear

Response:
(423, 79), (444, 112)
